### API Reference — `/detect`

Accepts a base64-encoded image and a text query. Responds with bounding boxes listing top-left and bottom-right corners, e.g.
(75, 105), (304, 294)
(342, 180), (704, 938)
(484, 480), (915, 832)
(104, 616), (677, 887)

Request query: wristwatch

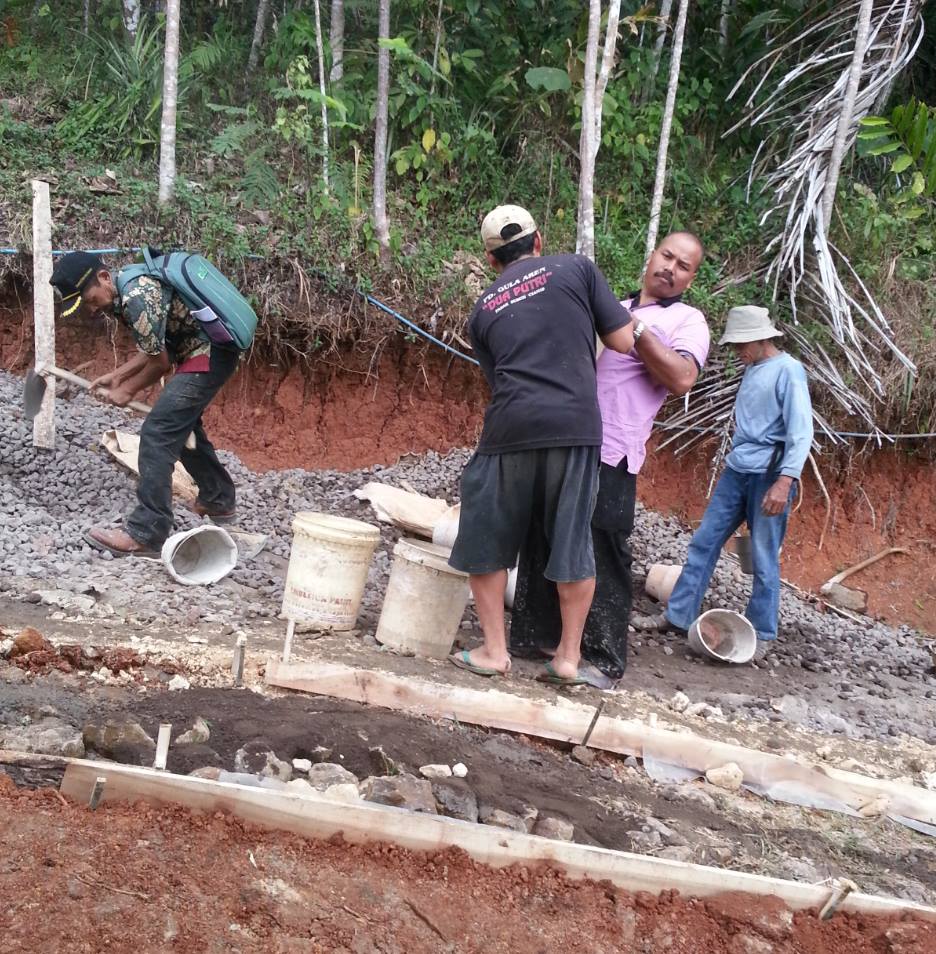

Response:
(633, 319), (646, 343)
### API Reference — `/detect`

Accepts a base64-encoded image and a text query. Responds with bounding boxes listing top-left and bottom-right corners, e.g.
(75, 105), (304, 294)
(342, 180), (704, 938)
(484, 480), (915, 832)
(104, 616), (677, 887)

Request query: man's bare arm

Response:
(634, 328), (699, 397)
(104, 352), (171, 406)
(600, 323), (635, 355)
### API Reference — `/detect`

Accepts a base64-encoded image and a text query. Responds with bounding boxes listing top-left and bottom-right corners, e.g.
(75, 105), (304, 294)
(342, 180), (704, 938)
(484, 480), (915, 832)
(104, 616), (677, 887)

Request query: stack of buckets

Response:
(281, 512), (470, 659)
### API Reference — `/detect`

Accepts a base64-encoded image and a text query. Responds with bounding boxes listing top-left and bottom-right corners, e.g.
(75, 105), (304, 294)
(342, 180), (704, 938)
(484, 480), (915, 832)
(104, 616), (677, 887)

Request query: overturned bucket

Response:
(645, 564), (683, 604)
(281, 512), (381, 631)
(161, 525), (238, 586)
(377, 538), (470, 659)
(687, 609), (757, 664)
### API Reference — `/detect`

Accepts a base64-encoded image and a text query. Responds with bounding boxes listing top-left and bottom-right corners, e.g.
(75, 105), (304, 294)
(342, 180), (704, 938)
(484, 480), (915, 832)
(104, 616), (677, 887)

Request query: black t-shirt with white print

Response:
(468, 253), (631, 454)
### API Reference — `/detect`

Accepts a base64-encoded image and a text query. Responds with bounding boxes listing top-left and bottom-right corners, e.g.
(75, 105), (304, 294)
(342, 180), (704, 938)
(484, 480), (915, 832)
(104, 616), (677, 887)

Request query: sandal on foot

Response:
(536, 661), (590, 687)
(449, 649), (509, 678)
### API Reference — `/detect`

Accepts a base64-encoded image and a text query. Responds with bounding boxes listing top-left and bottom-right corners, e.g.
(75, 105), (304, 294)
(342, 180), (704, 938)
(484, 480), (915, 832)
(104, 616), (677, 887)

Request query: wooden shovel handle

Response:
(825, 547), (909, 588)
(44, 365), (196, 450)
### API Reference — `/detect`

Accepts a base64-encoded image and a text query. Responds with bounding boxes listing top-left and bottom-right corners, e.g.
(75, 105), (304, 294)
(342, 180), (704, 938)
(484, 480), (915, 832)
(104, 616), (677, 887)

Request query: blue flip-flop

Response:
(536, 661), (590, 687)
(449, 649), (508, 678)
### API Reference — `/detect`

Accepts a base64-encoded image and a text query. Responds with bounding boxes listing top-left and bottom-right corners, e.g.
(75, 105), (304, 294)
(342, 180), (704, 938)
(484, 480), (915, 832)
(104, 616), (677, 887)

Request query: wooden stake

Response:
(58, 759), (936, 923)
(283, 618), (296, 664)
(820, 878), (858, 920)
(154, 724), (172, 771)
(232, 633), (247, 687)
(88, 776), (106, 810)
(31, 179), (55, 450)
(581, 700), (605, 747)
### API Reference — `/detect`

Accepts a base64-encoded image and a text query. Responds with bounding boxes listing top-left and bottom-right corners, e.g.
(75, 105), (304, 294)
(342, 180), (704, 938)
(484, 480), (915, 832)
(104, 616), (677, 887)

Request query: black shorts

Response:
(448, 446), (599, 582)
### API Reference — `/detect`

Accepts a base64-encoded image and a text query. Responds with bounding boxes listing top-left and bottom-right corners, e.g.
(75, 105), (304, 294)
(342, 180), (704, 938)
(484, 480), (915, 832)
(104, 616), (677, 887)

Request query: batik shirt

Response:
(117, 275), (210, 372)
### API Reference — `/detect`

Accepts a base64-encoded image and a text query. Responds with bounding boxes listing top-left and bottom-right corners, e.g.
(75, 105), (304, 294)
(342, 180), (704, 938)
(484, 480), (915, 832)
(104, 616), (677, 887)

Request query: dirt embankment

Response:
(2, 300), (935, 633)
(2, 775), (934, 954)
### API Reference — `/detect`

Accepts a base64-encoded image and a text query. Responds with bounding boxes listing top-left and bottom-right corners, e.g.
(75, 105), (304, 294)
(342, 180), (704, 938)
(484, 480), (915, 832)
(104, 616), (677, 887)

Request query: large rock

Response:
(1, 717), (84, 757)
(175, 717), (210, 746)
(478, 805), (527, 833)
(432, 781), (479, 822)
(306, 762), (359, 791)
(9, 627), (52, 658)
(533, 817), (574, 842)
(83, 720), (155, 760)
(234, 741), (292, 781)
(705, 762), (744, 793)
(361, 774), (437, 814)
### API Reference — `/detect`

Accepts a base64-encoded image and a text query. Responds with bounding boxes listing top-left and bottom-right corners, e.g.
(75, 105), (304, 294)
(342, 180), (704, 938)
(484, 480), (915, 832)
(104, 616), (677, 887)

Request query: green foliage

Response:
(57, 18), (193, 159)
(859, 99), (936, 198)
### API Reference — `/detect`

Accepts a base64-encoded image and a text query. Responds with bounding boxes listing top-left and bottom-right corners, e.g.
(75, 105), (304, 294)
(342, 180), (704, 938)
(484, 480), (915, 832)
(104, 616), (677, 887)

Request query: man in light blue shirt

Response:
(665, 305), (813, 661)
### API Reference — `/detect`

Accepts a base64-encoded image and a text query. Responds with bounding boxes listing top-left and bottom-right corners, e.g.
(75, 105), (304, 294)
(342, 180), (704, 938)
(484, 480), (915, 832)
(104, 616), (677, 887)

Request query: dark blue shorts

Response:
(448, 446), (599, 582)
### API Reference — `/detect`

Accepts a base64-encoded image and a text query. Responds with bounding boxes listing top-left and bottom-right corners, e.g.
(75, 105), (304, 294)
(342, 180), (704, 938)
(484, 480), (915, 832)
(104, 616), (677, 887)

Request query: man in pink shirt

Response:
(511, 232), (709, 683)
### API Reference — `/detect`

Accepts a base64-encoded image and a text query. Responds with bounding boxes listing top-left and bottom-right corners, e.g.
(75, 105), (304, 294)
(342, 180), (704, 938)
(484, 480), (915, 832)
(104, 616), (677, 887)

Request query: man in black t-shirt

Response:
(448, 205), (634, 686)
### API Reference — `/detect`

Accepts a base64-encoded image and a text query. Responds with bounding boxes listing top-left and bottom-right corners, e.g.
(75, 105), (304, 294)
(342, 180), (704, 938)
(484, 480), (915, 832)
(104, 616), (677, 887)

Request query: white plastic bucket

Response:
(281, 512), (381, 630)
(687, 609), (757, 664)
(376, 538), (470, 658)
(161, 525), (238, 586)
(645, 564), (683, 604)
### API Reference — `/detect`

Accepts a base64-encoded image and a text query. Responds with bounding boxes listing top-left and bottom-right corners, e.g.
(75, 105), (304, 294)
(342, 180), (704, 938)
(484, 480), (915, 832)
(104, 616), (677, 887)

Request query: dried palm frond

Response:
(662, 0), (925, 473)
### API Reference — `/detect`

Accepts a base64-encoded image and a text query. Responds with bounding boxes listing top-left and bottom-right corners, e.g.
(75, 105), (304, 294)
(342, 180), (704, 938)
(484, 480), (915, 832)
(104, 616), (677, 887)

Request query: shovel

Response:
(819, 547), (908, 613)
(24, 365), (196, 450)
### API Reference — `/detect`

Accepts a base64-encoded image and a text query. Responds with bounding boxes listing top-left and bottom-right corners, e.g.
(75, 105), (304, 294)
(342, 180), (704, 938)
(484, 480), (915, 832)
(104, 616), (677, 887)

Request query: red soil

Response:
(1, 775), (933, 953)
(2, 301), (935, 633)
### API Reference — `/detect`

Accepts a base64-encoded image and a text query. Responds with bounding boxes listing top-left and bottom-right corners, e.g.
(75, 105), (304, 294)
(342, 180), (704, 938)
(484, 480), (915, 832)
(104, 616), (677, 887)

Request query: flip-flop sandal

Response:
(536, 661), (590, 687)
(449, 649), (509, 678)
(83, 529), (160, 559)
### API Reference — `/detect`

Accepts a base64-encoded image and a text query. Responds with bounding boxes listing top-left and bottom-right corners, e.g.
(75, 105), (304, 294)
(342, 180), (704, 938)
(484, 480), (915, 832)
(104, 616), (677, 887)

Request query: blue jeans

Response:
(665, 466), (794, 641)
(126, 347), (238, 548)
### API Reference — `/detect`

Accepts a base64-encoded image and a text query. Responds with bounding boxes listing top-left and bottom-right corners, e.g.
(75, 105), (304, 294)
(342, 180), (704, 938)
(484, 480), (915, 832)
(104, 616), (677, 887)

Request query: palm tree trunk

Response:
(121, 0), (141, 41)
(645, 0), (689, 261)
(329, 0), (345, 83)
(157, 0), (181, 205)
(248, 0), (271, 75)
(575, 0), (601, 259)
(821, 0), (874, 233)
(312, 0), (329, 193)
(373, 0), (392, 257)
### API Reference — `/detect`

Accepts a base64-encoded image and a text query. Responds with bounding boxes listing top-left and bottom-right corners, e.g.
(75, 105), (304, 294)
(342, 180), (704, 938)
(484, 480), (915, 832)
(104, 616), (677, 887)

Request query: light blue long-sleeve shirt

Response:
(726, 352), (813, 479)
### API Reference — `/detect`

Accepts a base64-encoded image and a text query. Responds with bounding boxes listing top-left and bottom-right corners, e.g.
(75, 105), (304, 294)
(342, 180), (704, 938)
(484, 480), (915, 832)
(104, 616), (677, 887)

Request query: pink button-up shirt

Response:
(597, 296), (710, 474)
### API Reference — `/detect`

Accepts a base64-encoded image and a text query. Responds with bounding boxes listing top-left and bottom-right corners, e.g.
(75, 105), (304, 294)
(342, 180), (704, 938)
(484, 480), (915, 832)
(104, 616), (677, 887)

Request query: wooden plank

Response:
(31, 178), (55, 450)
(265, 659), (936, 828)
(60, 759), (936, 922)
(0, 749), (67, 788)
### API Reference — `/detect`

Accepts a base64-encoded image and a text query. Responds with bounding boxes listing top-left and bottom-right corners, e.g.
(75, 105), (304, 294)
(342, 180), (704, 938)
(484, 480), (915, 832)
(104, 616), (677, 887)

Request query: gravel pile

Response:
(0, 371), (467, 628)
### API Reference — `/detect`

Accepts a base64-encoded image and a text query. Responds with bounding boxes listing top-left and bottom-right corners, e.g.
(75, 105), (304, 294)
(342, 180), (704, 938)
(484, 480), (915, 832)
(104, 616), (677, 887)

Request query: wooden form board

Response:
(265, 659), (936, 829)
(59, 758), (936, 922)
(31, 179), (55, 449)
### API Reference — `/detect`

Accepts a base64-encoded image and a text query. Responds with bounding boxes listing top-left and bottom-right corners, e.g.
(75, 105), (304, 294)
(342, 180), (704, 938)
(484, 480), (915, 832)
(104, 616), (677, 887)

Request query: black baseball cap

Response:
(50, 251), (104, 317)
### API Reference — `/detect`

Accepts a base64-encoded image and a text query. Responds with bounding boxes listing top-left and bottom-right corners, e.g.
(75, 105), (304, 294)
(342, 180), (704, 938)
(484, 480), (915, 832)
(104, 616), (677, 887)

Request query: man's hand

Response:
(103, 386), (135, 408)
(88, 371), (116, 391)
(762, 476), (794, 516)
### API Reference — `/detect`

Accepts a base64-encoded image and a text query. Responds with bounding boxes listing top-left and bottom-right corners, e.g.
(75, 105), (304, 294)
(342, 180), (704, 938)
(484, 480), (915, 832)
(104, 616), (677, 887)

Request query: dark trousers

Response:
(511, 459), (636, 678)
(126, 347), (238, 548)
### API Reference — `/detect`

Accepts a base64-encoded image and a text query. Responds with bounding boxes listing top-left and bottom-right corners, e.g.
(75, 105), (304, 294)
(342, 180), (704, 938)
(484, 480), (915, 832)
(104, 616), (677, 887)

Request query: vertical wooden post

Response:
(154, 724), (172, 771)
(31, 179), (55, 450)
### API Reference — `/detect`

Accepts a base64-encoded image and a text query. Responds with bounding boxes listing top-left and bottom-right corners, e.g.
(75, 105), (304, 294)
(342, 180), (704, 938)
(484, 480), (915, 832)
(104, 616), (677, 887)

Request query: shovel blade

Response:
(23, 368), (48, 420)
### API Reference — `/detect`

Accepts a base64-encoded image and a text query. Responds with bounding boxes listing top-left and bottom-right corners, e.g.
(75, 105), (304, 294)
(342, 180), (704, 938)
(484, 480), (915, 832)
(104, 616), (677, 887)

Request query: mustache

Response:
(654, 269), (674, 285)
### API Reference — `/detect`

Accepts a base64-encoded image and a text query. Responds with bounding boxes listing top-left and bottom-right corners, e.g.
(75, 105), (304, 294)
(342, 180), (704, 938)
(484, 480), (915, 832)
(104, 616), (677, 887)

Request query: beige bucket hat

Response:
(719, 305), (784, 345)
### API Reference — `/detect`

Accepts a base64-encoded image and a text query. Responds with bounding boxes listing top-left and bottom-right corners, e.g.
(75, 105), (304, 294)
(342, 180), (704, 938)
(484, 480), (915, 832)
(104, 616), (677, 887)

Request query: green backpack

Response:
(116, 247), (258, 350)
